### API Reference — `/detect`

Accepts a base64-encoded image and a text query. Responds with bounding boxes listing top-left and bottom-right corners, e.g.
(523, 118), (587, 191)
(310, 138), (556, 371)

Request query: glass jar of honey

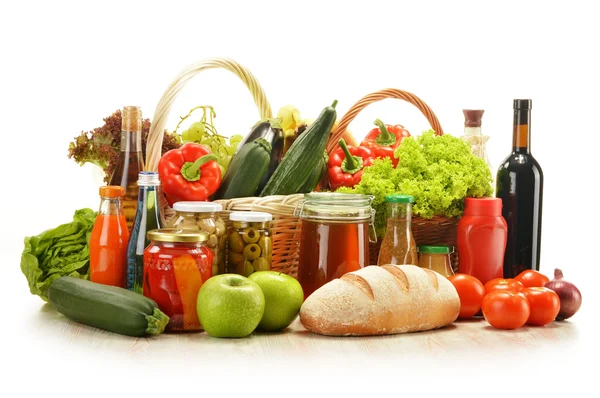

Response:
(295, 192), (376, 298)
(226, 211), (273, 276)
(143, 228), (213, 332)
(167, 202), (226, 276)
(417, 245), (455, 277)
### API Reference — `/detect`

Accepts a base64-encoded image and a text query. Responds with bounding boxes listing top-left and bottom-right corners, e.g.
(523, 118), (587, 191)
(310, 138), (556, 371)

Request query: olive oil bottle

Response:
(109, 106), (144, 231)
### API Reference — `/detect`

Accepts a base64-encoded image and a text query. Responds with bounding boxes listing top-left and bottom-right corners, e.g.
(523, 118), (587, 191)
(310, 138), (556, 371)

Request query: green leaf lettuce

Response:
(20, 208), (97, 301)
(338, 131), (493, 237)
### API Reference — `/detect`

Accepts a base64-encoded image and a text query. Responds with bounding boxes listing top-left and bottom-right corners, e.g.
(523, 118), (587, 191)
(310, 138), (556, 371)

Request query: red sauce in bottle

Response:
(457, 198), (507, 284)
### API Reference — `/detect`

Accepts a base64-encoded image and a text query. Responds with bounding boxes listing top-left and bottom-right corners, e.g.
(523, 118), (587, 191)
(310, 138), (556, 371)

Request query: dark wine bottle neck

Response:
(512, 109), (531, 154)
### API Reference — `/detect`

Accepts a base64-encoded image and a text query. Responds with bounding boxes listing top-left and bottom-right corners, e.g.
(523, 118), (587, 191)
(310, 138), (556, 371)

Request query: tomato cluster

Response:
(448, 270), (560, 330)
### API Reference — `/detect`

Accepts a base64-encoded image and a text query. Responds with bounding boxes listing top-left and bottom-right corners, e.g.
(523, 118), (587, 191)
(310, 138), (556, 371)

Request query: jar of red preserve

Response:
(457, 198), (507, 285)
(143, 228), (213, 332)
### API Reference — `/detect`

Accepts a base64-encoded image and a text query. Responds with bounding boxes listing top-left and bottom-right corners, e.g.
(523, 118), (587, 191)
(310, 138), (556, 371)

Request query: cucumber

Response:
(260, 100), (337, 196)
(213, 137), (272, 199)
(48, 276), (169, 337)
(298, 151), (328, 193)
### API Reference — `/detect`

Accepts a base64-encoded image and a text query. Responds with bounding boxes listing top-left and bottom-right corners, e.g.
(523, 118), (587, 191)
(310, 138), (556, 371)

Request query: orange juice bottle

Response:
(90, 185), (130, 287)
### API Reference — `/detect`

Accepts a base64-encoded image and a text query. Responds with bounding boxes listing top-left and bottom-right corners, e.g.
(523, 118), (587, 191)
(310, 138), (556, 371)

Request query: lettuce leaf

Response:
(339, 131), (493, 237)
(20, 208), (97, 301)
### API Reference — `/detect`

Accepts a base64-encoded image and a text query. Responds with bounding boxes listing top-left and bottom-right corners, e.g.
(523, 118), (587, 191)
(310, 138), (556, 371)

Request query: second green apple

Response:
(248, 271), (304, 332)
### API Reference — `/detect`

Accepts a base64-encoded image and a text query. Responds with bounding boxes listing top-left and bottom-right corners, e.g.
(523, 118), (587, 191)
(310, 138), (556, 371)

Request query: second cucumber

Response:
(260, 100), (338, 196)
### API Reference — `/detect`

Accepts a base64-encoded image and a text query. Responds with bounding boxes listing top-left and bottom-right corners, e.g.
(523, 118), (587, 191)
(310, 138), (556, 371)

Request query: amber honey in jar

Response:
(227, 211), (273, 276)
(296, 193), (376, 298)
(143, 229), (212, 332)
(417, 245), (455, 277)
(168, 202), (226, 276)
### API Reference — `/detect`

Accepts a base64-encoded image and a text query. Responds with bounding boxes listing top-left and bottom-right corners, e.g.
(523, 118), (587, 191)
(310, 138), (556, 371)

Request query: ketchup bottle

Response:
(457, 198), (507, 285)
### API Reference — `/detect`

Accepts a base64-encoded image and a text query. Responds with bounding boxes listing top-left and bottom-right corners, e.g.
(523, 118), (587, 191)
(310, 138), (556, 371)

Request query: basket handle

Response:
(145, 57), (273, 171)
(327, 88), (444, 153)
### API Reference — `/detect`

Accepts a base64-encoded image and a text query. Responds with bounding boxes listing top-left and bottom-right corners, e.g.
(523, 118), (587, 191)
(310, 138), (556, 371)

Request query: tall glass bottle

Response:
(462, 109), (493, 172)
(496, 99), (543, 278)
(377, 194), (418, 266)
(109, 106), (144, 231)
(126, 172), (163, 293)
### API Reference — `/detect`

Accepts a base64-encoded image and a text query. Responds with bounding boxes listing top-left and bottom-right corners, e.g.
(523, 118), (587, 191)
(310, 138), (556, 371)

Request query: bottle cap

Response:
(147, 228), (208, 243)
(99, 185), (125, 198)
(513, 99), (532, 110)
(137, 171), (161, 187)
(173, 201), (223, 213)
(385, 194), (414, 204)
(464, 197), (502, 217)
(417, 245), (453, 254)
(229, 211), (273, 222)
(463, 109), (484, 128)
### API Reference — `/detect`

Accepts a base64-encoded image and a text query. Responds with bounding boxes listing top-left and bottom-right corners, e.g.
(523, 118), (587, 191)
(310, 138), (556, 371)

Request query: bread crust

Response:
(299, 264), (460, 336)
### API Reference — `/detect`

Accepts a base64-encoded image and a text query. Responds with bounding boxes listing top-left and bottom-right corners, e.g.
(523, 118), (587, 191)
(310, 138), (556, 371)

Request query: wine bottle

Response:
(496, 99), (543, 278)
(109, 106), (144, 231)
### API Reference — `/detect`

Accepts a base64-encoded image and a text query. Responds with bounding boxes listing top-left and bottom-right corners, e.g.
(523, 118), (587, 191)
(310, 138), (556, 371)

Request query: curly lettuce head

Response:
(339, 130), (493, 237)
(20, 208), (96, 301)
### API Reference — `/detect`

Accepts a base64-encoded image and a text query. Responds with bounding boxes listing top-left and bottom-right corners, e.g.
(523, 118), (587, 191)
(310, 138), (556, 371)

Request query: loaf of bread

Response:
(299, 264), (460, 336)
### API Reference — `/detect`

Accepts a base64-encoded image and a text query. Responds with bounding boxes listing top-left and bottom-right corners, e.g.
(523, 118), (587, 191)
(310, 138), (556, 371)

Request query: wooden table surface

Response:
(6, 294), (598, 397)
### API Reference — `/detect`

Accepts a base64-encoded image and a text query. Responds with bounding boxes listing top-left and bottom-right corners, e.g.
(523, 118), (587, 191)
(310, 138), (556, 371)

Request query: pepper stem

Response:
(374, 119), (397, 146)
(339, 139), (363, 174)
(180, 154), (218, 182)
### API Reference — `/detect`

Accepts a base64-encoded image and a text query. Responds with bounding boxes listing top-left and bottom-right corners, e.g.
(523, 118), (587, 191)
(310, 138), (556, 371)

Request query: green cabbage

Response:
(20, 208), (97, 301)
(338, 131), (493, 237)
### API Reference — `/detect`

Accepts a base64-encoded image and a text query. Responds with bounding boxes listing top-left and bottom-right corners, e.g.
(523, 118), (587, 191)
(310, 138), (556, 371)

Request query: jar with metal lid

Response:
(295, 192), (376, 298)
(167, 202), (226, 276)
(417, 245), (455, 277)
(227, 211), (273, 276)
(143, 228), (213, 332)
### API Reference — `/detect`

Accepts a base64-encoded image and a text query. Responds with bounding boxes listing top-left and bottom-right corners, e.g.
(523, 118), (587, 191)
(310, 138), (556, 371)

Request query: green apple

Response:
(196, 274), (265, 338)
(248, 271), (304, 332)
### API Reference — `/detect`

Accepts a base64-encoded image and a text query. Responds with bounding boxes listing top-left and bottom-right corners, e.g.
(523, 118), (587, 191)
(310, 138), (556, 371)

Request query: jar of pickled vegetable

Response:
(167, 202), (226, 275)
(227, 211), (273, 276)
(417, 246), (455, 277)
(143, 228), (213, 332)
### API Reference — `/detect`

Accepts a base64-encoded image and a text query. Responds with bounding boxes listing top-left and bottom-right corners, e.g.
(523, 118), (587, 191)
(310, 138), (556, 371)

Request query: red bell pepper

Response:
(158, 142), (222, 206)
(359, 119), (411, 167)
(328, 139), (375, 190)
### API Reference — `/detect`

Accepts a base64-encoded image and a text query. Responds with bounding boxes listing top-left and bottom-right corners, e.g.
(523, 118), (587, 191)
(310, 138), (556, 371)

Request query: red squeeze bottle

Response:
(457, 198), (507, 285)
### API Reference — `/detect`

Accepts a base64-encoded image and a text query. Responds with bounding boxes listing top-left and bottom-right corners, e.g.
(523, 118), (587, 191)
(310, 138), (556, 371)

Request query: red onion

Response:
(544, 268), (582, 321)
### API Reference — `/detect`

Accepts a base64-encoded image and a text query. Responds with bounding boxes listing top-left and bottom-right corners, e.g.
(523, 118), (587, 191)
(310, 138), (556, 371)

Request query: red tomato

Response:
(521, 287), (560, 326)
(482, 290), (530, 329)
(514, 270), (550, 288)
(484, 278), (524, 294)
(448, 274), (486, 319)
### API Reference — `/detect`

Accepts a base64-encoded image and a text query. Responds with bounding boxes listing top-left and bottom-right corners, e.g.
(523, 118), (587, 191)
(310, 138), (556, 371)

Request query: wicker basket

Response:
(144, 57), (305, 277)
(328, 89), (460, 272)
(145, 59), (459, 277)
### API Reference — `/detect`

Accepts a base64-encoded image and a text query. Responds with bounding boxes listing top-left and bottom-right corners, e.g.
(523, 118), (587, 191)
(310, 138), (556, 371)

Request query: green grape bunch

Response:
(174, 105), (245, 175)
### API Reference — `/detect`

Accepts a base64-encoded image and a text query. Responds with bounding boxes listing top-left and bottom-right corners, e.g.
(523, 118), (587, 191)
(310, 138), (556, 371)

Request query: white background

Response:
(1, 0), (598, 396)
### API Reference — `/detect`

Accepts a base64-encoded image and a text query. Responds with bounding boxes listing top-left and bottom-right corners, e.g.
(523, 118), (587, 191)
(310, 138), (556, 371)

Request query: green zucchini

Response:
(260, 100), (337, 196)
(298, 151), (328, 193)
(213, 137), (272, 199)
(48, 276), (169, 337)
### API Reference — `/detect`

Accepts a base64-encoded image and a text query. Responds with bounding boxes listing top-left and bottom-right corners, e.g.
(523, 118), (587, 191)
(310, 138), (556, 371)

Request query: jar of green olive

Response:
(227, 211), (273, 276)
(167, 202), (226, 275)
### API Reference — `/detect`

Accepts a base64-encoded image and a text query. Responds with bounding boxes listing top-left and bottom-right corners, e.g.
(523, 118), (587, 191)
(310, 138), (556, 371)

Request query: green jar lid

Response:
(385, 194), (414, 204)
(417, 245), (453, 254)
